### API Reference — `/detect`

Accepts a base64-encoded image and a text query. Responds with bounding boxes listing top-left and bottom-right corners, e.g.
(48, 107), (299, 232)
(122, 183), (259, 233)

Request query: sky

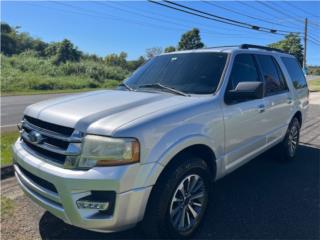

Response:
(2, 1), (320, 65)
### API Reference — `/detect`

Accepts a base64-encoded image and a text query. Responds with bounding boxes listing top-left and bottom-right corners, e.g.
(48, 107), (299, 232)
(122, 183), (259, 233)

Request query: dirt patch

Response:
(1, 194), (44, 240)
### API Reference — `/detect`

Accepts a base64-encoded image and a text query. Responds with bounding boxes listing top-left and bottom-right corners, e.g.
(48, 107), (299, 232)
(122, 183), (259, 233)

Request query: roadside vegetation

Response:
(1, 131), (19, 166)
(1, 196), (14, 218)
(1, 22), (145, 94)
(1, 53), (128, 93)
(309, 78), (320, 92)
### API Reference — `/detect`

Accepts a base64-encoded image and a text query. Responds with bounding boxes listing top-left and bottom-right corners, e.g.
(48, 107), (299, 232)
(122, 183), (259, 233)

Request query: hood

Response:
(25, 90), (195, 134)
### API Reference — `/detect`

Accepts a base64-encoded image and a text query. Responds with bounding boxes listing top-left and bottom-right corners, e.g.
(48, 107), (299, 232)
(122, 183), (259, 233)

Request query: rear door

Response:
(223, 53), (267, 170)
(255, 54), (292, 144)
(280, 56), (309, 117)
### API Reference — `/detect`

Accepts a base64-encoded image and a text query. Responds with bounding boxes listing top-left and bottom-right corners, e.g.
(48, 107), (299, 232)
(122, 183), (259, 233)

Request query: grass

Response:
(1, 53), (129, 95)
(1, 131), (19, 166)
(309, 77), (320, 92)
(1, 197), (15, 218)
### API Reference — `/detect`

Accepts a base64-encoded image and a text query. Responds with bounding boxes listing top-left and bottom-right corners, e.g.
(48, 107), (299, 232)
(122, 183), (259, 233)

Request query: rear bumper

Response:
(13, 139), (162, 232)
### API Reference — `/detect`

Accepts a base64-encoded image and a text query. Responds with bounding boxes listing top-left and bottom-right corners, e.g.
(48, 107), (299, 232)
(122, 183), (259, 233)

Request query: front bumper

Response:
(13, 139), (162, 232)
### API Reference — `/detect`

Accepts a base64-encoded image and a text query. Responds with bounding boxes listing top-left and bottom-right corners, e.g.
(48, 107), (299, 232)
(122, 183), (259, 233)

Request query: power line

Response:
(257, 1), (320, 39)
(257, 1), (305, 27)
(237, 1), (303, 30)
(47, 1), (279, 41)
(149, 0), (298, 35)
(284, 1), (320, 19)
(276, 1), (320, 29)
(95, 1), (257, 37)
(51, 1), (191, 33)
(201, 0), (298, 31)
(149, 0), (260, 31)
(164, 0), (299, 34)
(24, 1), (318, 47)
(308, 35), (320, 44)
(308, 38), (320, 46)
(254, 1), (320, 41)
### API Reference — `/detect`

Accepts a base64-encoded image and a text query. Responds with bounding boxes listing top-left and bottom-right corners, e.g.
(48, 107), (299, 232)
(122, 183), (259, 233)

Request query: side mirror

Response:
(227, 81), (263, 101)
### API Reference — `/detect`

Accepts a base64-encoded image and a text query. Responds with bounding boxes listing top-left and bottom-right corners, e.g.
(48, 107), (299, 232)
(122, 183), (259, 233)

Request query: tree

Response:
(1, 22), (48, 56)
(52, 39), (81, 65)
(1, 22), (17, 55)
(145, 47), (162, 59)
(178, 28), (204, 50)
(105, 51), (128, 68)
(31, 39), (48, 56)
(164, 46), (176, 53)
(268, 33), (303, 65)
(127, 56), (146, 71)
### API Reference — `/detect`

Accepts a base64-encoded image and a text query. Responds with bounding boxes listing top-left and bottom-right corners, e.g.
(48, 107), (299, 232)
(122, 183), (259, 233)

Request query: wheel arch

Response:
(154, 144), (217, 188)
(292, 111), (302, 126)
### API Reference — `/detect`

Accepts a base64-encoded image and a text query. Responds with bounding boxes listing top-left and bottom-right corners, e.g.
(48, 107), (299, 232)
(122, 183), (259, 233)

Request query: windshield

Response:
(125, 52), (228, 94)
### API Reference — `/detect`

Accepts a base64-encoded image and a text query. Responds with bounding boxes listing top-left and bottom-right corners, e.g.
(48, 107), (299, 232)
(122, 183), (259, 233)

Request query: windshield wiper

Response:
(118, 82), (134, 91)
(137, 83), (189, 96)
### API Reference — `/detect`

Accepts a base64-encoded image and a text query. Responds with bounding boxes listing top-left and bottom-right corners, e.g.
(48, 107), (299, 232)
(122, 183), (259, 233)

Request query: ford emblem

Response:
(28, 131), (44, 144)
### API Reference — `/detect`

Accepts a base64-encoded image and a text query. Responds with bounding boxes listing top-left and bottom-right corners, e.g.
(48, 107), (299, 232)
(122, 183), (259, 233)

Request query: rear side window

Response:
(256, 55), (288, 95)
(227, 54), (260, 90)
(281, 57), (307, 89)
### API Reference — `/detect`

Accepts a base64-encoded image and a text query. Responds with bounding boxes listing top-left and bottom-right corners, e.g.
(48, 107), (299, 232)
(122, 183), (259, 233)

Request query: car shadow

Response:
(39, 144), (320, 239)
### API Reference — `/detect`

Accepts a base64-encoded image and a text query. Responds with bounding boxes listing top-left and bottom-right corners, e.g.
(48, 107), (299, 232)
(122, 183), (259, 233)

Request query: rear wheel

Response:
(142, 157), (211, 238)
(280, 117), (301, 160)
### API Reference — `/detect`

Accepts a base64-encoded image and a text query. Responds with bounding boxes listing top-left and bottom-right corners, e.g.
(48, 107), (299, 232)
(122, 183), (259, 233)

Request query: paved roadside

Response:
(1, 93), (319, 240)
(300, 92), (320, 147)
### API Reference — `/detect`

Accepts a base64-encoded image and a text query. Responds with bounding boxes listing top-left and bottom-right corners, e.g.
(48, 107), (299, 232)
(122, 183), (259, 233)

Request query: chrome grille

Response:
(20, 116), (83, 167)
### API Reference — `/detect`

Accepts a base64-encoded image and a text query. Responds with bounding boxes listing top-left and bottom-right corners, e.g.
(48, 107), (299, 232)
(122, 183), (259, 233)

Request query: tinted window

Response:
(227, 54), (260, 91)
(125, 53), (227, 94)
(256, 55), (287, 95)
(281, 57), (307, 89)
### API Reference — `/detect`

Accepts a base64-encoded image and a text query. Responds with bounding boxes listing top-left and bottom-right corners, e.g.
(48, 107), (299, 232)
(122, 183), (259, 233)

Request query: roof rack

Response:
(205, 45), (239, 49)
(205, 44), (287, 54)
(240, 44), (287, 53)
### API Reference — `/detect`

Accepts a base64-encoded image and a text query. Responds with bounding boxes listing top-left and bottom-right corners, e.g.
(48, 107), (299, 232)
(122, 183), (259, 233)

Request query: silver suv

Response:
(13, 44), (309, 238)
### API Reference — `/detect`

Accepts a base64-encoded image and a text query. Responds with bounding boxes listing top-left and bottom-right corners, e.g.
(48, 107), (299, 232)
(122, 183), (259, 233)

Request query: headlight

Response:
(78, 135), (140, 168)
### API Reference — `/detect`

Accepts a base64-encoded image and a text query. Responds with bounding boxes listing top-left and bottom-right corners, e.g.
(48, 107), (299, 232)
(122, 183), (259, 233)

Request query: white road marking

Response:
(1, 124), (17, 128)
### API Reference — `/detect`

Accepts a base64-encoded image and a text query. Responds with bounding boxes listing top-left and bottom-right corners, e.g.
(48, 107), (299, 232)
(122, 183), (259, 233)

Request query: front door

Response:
(223, 53), (268, 171)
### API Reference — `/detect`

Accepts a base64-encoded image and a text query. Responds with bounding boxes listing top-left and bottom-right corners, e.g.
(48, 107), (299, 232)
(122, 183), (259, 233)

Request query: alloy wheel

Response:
(169, 174), (207, 233)
(288, 125), (299, 157)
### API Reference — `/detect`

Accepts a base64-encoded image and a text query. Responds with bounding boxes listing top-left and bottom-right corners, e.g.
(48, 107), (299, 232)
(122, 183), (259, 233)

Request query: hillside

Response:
(1, 22), (144, 94)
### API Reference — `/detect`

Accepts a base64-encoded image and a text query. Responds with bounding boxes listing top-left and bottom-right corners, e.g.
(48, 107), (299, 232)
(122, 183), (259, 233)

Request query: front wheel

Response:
(142, 157), (211, 238)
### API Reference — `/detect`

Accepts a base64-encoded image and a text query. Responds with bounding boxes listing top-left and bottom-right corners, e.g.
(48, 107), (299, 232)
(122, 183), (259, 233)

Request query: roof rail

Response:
(205, 45), (239, 49)
(240, 44), (287, 53)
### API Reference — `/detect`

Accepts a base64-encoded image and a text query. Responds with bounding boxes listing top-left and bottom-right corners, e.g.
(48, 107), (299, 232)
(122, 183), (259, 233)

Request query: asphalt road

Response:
(1, 95), (319, 239)
(307, 75), (320, 81)
(1, 93), (74, 132)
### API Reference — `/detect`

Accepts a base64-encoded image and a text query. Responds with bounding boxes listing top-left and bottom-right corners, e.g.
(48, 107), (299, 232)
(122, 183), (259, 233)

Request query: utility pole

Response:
(303, 18), (308, 70)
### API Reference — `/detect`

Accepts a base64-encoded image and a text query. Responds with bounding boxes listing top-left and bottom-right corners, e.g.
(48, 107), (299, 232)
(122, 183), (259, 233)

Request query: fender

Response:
(141, 133), (224, 187)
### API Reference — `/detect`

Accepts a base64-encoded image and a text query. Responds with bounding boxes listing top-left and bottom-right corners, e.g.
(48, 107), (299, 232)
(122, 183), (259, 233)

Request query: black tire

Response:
(278, 117), (301, 161)
(141, 156), (212, 239)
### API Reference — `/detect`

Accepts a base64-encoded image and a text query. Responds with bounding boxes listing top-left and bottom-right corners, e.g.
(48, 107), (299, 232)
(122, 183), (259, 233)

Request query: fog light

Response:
(76, 200), (109, 210)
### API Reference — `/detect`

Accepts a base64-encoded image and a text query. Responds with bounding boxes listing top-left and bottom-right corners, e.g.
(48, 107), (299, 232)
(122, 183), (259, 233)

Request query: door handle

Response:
(287, 98), (293, 104)
(258, 104), (265, 113)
